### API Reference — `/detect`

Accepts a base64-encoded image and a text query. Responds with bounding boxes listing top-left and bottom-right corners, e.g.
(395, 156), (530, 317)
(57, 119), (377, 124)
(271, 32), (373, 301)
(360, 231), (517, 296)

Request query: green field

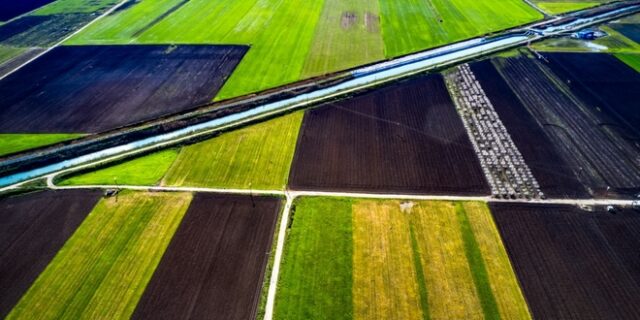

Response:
(300, 0), (385, 78)
(0, 134), (83, 157)
(59, 149), (179, 186)
(274, 197), (354, 319)
(535, 1), (601, 14)
(616, 53), (640, 71)
(68, 0), (541, 100)
(7, 191), (192, 320)
(379, 0), (541, 57)
(58, 112), (303, 189)
(274, 198), (530, 319)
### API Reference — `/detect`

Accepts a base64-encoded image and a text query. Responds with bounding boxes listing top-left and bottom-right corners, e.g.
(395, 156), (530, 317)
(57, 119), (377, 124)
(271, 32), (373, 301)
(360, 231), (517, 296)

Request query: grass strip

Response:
(454, 202), (500, 320)
(409, 224), (431, 320)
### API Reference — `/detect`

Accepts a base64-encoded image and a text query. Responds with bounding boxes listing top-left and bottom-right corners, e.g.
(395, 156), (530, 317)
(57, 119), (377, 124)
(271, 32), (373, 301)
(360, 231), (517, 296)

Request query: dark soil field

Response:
(470, 60), (588, 199)
(0, 44), (247, 133)
(0, 189), (101, 318)
(494, 55), (640, 196)
(490, 203), (640, 320)
(611, 23), (640, 44)
(289, 74), (489, 195)
(132, 193), (281, 320)
(0, 0), (56, 21)
(545, 53), (640, 139)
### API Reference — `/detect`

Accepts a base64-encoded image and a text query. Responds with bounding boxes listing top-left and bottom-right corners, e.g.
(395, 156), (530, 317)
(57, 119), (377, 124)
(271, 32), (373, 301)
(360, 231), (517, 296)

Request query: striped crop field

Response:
(274, 197), (530, 319)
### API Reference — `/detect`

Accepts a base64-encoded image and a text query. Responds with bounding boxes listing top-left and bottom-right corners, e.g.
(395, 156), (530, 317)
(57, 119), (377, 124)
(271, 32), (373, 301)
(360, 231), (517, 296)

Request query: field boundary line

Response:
(263, 191), (293, 320)
(0, 0), (130, 81)
(46, 182), (639, 206)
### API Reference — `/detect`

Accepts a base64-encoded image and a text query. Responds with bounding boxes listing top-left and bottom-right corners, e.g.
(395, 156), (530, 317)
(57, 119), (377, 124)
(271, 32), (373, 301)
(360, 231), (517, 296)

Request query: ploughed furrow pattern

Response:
(491, 203), (640, 320)
(495, 56), (640, 195)
(445, 64), (542, 200)
(469, 60), (588, 199)
(0, 190), (101, 318)
(544, 53), (640, 139)
(289, 74), (489, 195)
(0, 45), (248, 133)
(132, 193), (281, 320)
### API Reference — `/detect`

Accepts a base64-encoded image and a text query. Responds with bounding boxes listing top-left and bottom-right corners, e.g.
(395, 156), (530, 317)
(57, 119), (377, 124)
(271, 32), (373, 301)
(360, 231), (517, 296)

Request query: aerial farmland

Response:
(1, 0), (640, 319)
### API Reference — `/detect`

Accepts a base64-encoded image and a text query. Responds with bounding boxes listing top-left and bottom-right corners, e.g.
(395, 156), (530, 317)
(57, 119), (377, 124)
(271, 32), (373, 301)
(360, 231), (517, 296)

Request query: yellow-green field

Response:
(274, 198), (531, 319)
(58, 112), (303, 189)
(7, 191), (192, 319)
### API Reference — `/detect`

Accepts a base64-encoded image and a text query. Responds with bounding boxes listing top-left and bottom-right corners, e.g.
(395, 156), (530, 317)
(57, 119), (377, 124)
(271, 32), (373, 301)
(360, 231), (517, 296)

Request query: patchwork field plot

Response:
(7, 191), (192, 319)
(491, 203), (640, 319)
(469, 60), (588, 198)
(67, 0), (541, 100)
(0, 44), (247, 133)
(289, 74), (489, 195)
(275, 198), (529, 319)
(0, 0), (57, 21)
(490, 54), (640, 196)
(0, 0), (119, 66)
(133, 193), (281, 320)
(0, 190), (101, 318)
(59, 112), (303, 189)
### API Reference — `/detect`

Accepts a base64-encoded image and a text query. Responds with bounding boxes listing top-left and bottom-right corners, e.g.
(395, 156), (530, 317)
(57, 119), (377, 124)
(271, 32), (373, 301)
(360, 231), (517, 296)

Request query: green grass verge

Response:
(274, 197), (354, 319)
(58, 149), (179, 186)
(616, 53), (640, 71)
(379, 0), (542, 57)
(536, 2), (600, 14)
(0, 133), (83, 157)
(162, 112), (303, 190)
(7, 191), (193, 320)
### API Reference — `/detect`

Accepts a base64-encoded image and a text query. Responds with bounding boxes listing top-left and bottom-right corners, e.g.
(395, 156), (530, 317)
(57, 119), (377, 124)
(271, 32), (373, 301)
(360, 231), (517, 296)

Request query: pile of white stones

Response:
(445, 64), (544, 200)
